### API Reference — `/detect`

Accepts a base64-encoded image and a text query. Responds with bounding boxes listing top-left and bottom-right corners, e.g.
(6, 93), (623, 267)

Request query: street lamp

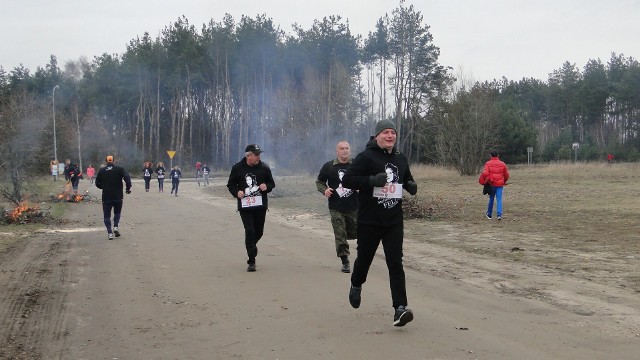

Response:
(52, 84), (59, 163)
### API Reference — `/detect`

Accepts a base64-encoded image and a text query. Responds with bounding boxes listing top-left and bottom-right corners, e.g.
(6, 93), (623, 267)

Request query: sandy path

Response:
(1, 177), (638, 359)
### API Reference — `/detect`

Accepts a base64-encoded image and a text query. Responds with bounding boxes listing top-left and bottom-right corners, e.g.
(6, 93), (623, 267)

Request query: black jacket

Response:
(170, 169), (182, 182)
(156, 166), (166, 179)
(316, 158), (358, 212)
(95, 164), (132, 202)
(142, 166), (153, 178)
(342, 139), (414, 226)
(227, 158), (275, 211)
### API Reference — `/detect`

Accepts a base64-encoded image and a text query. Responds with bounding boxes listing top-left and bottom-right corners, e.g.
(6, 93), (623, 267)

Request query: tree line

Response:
(1, 1), (639, 185)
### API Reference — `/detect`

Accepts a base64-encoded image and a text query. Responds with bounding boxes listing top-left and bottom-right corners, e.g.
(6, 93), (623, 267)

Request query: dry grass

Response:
(262, 162), (640, 292)
(406, 162), (640, 291)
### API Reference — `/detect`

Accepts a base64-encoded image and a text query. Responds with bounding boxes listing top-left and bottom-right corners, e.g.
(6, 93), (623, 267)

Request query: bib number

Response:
(242, 195), (263, 208)
(373, 183), (402, 199)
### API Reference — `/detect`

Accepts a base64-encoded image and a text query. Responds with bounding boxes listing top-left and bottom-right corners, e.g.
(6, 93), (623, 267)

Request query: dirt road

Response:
(1, 177), (638, 359)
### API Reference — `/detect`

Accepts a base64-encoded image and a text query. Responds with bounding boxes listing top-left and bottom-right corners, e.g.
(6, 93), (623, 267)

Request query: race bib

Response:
(373, 183), (403, 199)
(336, 186), (351, 197)
(241, 195), (263, 208)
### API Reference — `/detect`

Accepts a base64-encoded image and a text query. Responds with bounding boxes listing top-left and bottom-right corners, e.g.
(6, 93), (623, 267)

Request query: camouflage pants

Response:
(329, 209), (357, 258)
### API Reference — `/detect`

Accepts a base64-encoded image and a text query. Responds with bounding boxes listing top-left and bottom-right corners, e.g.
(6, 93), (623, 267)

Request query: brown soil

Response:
(0, 163), (639, 359)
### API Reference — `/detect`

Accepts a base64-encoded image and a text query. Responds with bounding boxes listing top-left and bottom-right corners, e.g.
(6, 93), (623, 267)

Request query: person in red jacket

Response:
(479, 150), (510, 220)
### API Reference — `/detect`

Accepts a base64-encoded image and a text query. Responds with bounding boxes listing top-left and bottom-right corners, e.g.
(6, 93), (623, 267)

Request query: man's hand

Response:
(259, 183), (267, 192)
(368, 173), (387, 187)
(237, 191), (244, 199)
(324, 188), (334, 198)
(405, 181), (417, 195)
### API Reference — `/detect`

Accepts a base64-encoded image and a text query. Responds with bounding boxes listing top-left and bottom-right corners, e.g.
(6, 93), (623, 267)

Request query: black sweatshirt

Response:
(227, 158), (275, 211)
(342, 139), (414, 226)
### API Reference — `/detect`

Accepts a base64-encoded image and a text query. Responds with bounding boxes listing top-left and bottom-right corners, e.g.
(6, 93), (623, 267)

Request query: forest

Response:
(1, 2), (639, 180)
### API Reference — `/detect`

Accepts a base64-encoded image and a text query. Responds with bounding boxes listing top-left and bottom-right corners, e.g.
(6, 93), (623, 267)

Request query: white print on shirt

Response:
(243, 173), (261, 197)
(144, 169), (151, 177)
(336, 169), (353, 198)
(374, 162), (400, 209)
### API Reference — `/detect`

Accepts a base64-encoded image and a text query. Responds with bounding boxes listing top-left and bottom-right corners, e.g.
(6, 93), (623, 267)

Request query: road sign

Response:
(167, 151), (176, 159)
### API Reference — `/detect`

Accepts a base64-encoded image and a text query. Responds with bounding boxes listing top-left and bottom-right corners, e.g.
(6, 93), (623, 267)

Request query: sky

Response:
(2, 0), (639, 82)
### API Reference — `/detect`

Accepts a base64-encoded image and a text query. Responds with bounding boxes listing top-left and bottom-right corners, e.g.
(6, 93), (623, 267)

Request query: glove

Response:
(405, 181), (418, 195)
(126, 189), (131, 194)
(368, 172), (387, 187)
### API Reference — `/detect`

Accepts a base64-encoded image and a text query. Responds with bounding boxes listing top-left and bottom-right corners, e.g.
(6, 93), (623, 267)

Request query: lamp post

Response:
(52, 84), (60, 163)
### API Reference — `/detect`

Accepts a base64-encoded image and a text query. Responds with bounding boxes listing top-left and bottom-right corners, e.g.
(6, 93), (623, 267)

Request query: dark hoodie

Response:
(342, 138), (414, 226)
(227, 157), (275, 211)
(95, 163), (132, 202)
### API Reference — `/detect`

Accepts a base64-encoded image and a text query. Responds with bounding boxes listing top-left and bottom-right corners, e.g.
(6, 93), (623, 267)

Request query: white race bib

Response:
(241, 195), (263, 208)
(373, 183), (403, 199)
(336, 186), (351, 197)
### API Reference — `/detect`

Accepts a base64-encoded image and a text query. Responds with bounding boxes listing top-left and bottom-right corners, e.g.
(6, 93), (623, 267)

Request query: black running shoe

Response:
(349, 285), (361, 308)
(247, 263), (256, 272)
(113, 227), (121, 237)
(393, 305), (414, 327)
(341, 262), (350, 273)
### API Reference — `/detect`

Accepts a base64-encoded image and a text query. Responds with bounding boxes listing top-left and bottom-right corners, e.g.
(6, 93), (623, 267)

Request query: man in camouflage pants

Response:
(316, 140), (359, 273)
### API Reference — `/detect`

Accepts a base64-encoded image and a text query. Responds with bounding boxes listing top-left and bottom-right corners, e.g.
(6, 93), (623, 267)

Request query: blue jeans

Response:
(487, 186), (504, 217)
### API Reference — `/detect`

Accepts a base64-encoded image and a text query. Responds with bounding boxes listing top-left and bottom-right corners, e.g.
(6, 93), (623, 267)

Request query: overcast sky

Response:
(2, 0), (638, 82)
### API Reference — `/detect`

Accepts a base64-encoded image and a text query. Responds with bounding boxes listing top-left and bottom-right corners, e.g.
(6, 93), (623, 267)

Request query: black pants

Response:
(102, 200), (123, 233)
(171, 179), (180, 194)
(239, 209), (267, 264)
(351, 223), (407, 309)
(144, 176), (151, 190)
(158, 178), (164, 191)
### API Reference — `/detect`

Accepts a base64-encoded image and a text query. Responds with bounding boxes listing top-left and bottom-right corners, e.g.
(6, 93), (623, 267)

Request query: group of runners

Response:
(89, 119), (425, 327)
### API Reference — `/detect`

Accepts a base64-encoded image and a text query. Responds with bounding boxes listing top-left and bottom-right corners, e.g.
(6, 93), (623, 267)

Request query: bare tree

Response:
(0, 91), (48, 203)
(433, 71), (499, 175)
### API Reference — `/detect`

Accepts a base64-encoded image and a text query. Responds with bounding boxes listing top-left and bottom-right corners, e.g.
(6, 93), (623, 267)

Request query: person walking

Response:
(316, 140), (358, 273)
(170, 166), (182, 196)
(156, 162), (166, 192)
(342, 120), (418, 327)
(95, 155), (132, 240)
(142, 162), (154, 192)
(226, 144), (275, 272)
(86, 164), (96, 184)
(202, 163), (211, 186)
(479, 150), (510, 220)
(64, 159), (81, 195)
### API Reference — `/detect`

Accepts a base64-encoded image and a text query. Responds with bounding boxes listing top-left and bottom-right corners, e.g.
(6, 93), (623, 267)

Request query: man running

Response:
(316, 140), (358, 273)
(226, 144), (275, 272)
(95, 155), (132, 240)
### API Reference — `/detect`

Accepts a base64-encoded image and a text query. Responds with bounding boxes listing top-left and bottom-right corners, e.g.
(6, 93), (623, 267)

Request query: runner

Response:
(316, 140), (358, 273)
(156, 162), (166, 192)
(95, 155), (132, 240)
(202, 163), (211, 186)
(170, 166), (182, 196)
(142, 161), (153, 192)
(226, 144), (275, 272)
(342, 120), (418, 327)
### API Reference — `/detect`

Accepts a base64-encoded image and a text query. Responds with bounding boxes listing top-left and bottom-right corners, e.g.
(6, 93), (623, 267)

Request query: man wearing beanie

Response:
(226, 144), (276, 272)
(342, 120), (418, 327)
(95, 155), (132, 240)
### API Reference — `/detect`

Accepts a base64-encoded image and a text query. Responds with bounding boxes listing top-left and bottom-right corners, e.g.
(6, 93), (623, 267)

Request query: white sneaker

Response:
(113, 227), (121, 237)
(108, 233), (115, 240)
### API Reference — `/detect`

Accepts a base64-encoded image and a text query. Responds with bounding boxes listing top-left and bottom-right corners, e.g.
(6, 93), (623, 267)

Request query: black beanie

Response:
(374, 120), (397, 136)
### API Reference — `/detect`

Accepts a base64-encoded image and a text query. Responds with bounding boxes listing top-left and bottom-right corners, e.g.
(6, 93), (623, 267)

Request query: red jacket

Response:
(479, 157), (509, 187)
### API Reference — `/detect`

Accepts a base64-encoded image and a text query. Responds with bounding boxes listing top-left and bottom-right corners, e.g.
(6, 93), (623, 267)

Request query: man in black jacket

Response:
(342, 120), (418, 327)
(316, 140), (358, 273)
(95, 155), (132, 240)
(64, 159), (81, 195)
(226, 144), (276, 272)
